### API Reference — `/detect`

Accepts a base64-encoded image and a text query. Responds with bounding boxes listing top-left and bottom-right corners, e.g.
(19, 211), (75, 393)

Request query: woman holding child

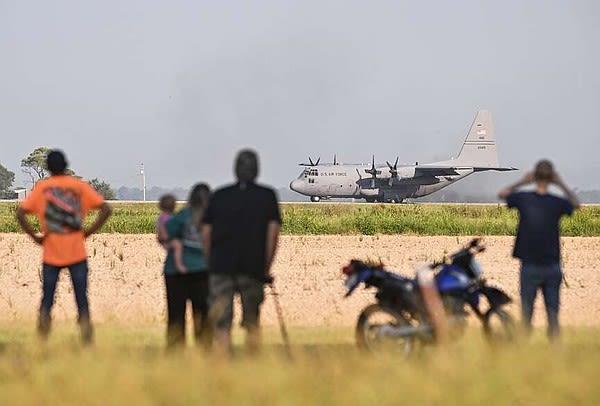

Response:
(159, 184), (212, 349)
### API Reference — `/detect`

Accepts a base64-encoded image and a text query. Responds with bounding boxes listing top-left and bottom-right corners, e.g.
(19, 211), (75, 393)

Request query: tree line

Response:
(0, 147), (116, 200)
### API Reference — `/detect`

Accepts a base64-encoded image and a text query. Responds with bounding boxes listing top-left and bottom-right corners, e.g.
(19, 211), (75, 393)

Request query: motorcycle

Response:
(342, 238), (514, 356)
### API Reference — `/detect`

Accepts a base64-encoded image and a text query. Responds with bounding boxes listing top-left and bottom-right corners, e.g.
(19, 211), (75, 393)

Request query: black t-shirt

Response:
(507, 191), (573, 264)
(203, 182), (282, 279)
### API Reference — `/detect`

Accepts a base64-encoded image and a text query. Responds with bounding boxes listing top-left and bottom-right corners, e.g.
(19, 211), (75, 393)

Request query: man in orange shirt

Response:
(16, 150), (112, 344)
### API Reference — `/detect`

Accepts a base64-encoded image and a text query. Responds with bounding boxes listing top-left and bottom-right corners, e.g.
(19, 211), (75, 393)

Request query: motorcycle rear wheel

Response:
(483, 308), (515, 343)
(356, 304), (414, 357)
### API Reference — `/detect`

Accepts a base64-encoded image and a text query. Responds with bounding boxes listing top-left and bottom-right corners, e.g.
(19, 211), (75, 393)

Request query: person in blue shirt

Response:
(499, 160), (579, 340)
(163, 183), (211, 349)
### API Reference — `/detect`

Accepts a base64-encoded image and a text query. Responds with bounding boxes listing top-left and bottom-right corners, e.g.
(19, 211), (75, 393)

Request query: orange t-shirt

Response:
(20, 175), (105, 267)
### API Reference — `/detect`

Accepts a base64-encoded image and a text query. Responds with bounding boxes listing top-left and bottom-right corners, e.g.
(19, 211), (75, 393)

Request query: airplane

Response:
(289, 110), (517, 203)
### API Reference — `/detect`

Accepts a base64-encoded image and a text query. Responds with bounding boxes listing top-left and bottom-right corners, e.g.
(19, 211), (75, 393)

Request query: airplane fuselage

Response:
(289, 110), (516, 202)
(290, 164), (474, 202)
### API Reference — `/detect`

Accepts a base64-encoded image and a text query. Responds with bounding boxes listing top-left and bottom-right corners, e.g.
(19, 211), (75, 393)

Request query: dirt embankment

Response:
(1, 234), (599, 327)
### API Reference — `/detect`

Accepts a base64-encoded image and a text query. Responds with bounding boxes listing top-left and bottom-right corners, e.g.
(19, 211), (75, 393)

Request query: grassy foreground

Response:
(1, 202), (599, 236)
(0, 324), (599, 404)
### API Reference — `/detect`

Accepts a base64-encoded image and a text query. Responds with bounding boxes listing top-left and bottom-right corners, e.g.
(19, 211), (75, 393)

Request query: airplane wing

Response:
(414, 167), (461, 177)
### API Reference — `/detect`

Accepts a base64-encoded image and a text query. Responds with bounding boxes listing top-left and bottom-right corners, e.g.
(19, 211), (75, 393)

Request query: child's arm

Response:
(157, 221), (169, 245)
(172, 239), (187, 274)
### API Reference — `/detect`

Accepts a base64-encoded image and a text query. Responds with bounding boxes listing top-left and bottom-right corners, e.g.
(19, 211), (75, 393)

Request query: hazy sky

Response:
(1, 1), (599, 195)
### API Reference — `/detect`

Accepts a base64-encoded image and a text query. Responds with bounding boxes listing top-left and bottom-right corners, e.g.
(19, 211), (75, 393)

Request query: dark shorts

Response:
(209, 274), (264, 330)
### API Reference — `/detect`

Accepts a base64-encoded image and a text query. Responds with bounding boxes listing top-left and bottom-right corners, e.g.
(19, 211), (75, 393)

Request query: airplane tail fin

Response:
(453, 110), (499, 168)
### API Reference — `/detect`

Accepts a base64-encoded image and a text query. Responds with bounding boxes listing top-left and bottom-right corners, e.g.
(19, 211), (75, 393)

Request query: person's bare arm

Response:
(552, 173), (580, 210)
(265, 220), (280, 278)
(202, 224), (212, 264)
(157, 222), (169, 245)
(498, 172), (534, 200)
(84, 203), (112, 237)
(16, 207), (44, 245)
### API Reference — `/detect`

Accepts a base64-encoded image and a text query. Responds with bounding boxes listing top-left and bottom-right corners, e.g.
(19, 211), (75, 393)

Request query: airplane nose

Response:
(290, 180), (298, 191)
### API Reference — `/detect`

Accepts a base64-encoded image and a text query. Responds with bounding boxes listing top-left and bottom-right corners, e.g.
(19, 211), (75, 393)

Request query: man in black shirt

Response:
(203, 149), (281, 354)
(499, 160), (579, 340)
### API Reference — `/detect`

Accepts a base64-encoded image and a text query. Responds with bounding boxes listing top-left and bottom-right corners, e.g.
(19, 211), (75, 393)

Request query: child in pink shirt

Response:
(157, 195), (187, 273)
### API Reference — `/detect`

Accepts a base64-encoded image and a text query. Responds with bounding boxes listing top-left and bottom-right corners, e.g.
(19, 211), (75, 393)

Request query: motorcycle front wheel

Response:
(356, 304), (415, 357)
(483, 308), (515, 343)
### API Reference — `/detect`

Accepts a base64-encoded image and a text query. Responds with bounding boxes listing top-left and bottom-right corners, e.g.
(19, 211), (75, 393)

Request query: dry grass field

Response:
(1, 233), (600, 404)
(1, 234), (599, 326)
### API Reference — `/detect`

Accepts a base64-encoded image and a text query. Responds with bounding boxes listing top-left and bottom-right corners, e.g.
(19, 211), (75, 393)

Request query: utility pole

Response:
(140, 163), (146, 201)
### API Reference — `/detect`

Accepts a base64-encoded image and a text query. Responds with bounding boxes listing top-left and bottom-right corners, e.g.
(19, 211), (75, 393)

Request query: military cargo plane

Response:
(289, 110), (516, 203)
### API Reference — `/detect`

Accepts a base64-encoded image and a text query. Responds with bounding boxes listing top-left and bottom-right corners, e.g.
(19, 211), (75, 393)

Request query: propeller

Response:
(386, 157), (399, 186)
(299, 157), (321, 166)
(333, 154), (337, 165)
(364, 155), (378, 189)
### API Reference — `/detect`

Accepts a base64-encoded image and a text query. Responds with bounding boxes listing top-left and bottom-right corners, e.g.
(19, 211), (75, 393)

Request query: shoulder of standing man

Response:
(256, 183), (282, 223)
(79, 177), (106, 209)
(504, 190), (530, 210)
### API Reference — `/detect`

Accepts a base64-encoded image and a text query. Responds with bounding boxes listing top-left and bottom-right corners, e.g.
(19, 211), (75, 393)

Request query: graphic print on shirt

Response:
(44, 187), (82, 233)
(182, 217), (203, 250)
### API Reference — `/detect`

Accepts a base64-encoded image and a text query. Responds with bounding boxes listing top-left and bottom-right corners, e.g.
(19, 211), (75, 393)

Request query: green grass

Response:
(0, 323), (599, 404)
(2, 202), (599, 236)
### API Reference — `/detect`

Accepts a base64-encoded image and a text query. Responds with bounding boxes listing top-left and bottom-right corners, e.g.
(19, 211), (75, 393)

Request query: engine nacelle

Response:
(360, 188), (380, 197)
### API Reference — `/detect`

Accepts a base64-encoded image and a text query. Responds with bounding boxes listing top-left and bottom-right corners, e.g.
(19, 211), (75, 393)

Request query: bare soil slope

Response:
(1, 234), (598, 327)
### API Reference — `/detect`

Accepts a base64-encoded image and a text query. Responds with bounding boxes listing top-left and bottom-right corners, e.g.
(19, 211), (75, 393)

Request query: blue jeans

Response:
(40, 260), (91, 326)
(519, 262), (562, 339)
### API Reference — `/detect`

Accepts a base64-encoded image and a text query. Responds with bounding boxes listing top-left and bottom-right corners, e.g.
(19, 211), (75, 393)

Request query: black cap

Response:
(46, 150), (68, 174)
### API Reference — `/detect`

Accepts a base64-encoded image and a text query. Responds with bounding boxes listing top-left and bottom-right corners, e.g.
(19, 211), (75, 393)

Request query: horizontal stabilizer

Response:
(473, 167), (518, 172)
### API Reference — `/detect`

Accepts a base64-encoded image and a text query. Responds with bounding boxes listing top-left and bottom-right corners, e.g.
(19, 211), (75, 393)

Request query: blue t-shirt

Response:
(163, 207), (207, 275)
(506, 192), (574, 264)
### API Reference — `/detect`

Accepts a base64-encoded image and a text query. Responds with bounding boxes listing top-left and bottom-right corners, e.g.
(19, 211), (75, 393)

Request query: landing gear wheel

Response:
(483, 308), (515, 343)
(310, 196), (321, 202)
(356, 304), (414, 358)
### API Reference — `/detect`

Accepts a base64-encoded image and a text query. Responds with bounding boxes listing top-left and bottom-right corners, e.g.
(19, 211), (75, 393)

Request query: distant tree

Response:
(576, 190), (600, 204)
(21, 147), (76, 185)
(21, 146), (50, 185)
(0, 162), (15, 198)
(89, 178), (117, 200)
(116, 185), (188, 201)
(117, 186), (143, 200)
(147, 186), (187, 201)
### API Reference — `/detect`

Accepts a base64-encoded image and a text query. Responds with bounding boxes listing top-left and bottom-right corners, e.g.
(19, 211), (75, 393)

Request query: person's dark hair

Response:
(188, 183), (211, 228)
(158, 194), (176, 213)
(534, 159), (554, 183)
(235, 149), (259, 183)
(46, 150), (68, 175)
